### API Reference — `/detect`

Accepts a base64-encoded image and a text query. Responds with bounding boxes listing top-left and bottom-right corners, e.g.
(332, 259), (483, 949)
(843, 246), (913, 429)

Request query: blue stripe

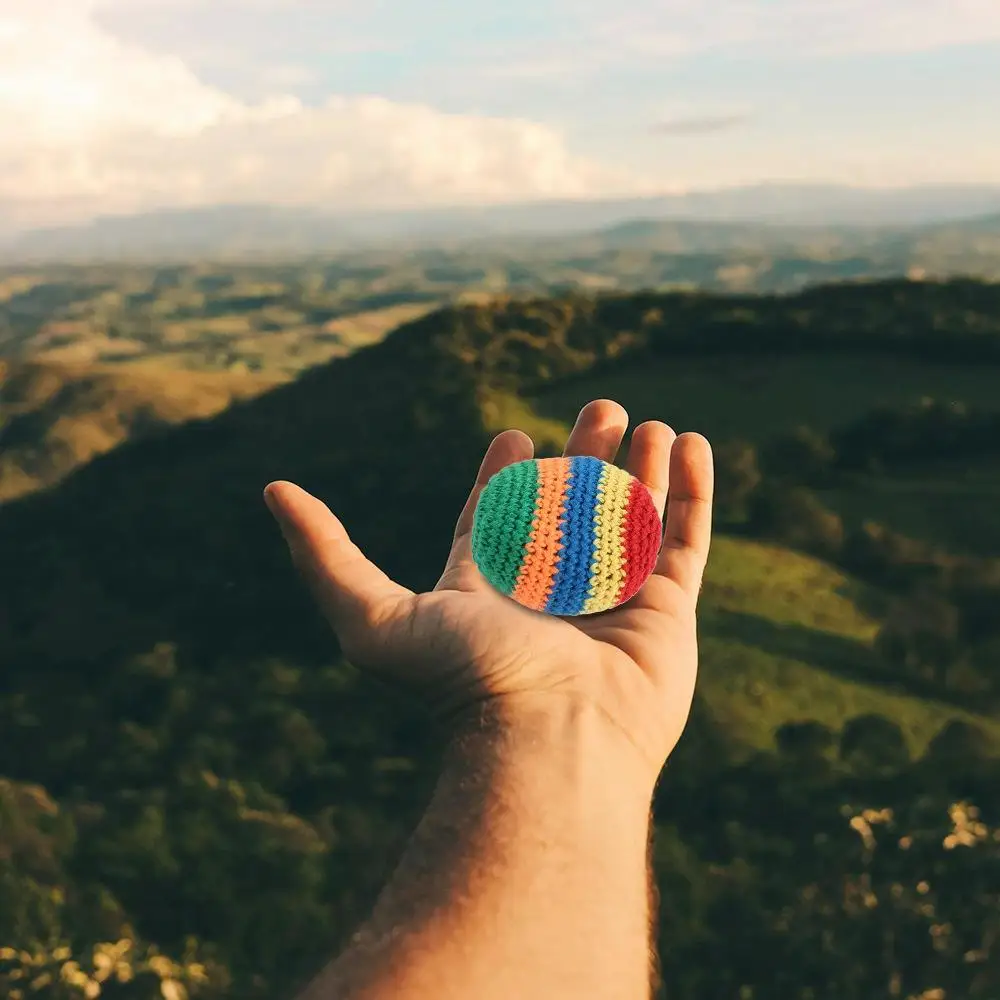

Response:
(545, 456), (604, 616)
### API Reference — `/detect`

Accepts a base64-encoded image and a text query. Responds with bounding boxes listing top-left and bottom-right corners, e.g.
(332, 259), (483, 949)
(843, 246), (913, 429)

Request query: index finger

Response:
(450, 428), (535, 549)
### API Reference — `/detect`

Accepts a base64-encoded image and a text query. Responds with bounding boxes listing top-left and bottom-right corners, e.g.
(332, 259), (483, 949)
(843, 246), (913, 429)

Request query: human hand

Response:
(263, 399), (714, 786)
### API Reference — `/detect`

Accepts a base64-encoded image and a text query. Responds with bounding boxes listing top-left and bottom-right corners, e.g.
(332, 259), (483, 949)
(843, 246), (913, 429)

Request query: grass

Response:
(488, 387), (1000, 759)
(531, 354), (1000, 444)
(321, 301), (441, 349)
(23, 300), (442, 376)
(0, 359), (282, 501)
(478, 388), (571, 455)
(698, 536), (1000, 758)
(531, 353), (1000, 552)
(702, 537), (882, 639)
(105, 301), (440, 375)
(6, 333), (999, 763)
(820, 458), (1000, 556)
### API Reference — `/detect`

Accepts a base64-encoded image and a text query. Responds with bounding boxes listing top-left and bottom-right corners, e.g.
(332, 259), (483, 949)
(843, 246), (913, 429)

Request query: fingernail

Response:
(263, 485), (281, 519)
(264, 496), (293, 553)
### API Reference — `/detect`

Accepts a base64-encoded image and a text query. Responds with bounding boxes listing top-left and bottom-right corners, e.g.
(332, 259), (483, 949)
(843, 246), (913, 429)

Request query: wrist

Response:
(445, 691), (659, 815)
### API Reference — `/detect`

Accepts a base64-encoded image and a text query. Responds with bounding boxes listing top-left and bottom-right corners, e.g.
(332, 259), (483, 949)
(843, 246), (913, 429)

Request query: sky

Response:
(1, 0), (999, 229)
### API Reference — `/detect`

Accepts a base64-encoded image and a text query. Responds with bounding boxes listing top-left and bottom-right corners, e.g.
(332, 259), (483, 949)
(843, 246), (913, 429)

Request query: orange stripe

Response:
(512, 457), (571, 611)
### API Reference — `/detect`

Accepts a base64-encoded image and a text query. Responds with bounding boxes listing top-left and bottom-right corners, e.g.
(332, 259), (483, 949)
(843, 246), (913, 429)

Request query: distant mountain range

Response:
(3, 183), (1000, 263)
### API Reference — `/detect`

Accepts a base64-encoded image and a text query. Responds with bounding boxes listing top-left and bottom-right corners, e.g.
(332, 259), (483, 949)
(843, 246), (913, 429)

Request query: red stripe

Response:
(615, 478), (661, 606)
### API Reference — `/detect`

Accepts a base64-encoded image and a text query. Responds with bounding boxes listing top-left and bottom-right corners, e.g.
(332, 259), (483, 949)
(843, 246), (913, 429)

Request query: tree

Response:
(762, 425), (836, 485)
(775, 720), (836, 780)
(712, 440), (761, 524)
(875, 590), (960, 688)
(924, 720), (992, 767)
(748, 485), (845, 558)
(839, 714), (910, 776)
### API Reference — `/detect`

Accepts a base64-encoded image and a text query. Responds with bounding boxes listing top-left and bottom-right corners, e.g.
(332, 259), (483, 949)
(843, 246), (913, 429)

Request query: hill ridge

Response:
(3, 277), (1000, 670)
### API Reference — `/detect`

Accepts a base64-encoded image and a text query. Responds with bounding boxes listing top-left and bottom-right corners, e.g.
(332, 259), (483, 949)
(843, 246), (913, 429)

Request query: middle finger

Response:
(562, 398), (629, 463)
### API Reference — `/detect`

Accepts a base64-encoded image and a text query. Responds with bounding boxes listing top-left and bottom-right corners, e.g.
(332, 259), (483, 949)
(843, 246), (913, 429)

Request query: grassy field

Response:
(5, 272), (1000, 999)
(22, 299), (442, 375)
(6, 355), (994, 765)
(0, 358), (283, 499)
(473, 388), (1000, 757)
(531, 354), (1000, 443)
(478, 387), (571, 454)
(818, 458), (1000, 556)
(698, 536), (1000, 757)
(5, 289), (1000, 759)
(487, 371), (1000, 754)
(530, 353), (1000, 553)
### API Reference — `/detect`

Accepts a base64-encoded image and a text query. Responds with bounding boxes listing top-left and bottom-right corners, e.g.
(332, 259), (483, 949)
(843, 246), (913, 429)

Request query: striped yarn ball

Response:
(471, 456), (662, 616)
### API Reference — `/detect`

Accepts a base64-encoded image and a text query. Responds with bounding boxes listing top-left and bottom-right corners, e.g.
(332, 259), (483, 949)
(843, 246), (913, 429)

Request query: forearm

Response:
(296, 694), (658, 1000)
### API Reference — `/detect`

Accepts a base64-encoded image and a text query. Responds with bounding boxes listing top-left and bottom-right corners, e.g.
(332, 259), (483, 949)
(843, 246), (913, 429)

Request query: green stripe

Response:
(472, 459), (539, 595)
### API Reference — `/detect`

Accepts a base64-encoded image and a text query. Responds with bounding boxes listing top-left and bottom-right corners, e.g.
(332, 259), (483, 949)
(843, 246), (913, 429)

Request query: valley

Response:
(2, 271), (999, 999)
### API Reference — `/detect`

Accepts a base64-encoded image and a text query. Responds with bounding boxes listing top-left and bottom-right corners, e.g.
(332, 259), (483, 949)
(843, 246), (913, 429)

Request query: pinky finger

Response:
(655, 433), (714, 599)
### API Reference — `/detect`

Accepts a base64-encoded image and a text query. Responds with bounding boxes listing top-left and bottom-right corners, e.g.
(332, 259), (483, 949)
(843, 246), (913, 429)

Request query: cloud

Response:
(3, 0), (998, 231)
(788, 0), (1000, 54)
(0, 0), (654, 229)
(484, 0), (1000, 81)
(652, 112), (752, 137)
(88, 0), (1000, 104)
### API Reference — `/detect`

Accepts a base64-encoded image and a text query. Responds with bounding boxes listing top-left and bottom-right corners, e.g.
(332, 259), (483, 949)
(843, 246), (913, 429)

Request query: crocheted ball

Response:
(471, 456), (662, 615)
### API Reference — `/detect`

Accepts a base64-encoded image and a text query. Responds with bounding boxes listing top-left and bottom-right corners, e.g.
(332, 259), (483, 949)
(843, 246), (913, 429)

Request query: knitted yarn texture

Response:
(471, 456), (662, 615)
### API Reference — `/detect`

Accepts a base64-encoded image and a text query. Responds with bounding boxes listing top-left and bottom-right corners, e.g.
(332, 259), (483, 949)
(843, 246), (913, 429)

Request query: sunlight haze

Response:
(1, 0), (999, 230)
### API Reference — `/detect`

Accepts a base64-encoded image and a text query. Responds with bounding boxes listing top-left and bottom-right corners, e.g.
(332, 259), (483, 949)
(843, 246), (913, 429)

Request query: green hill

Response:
(1, 277), (999, 997)
(699, 537), (1000, 755)
(3, 277), (998, 756)
(532, 354), (1000, 445)
(531, 353), (1000, 555)
(0, 358), (283, 500)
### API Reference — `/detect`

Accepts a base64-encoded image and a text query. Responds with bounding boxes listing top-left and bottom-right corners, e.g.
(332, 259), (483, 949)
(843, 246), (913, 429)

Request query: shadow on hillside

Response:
(703, 607), (975, 709)
(832, 576), (892, 621)
(704, 607), (877, 675)
(0, 313), (494, 673)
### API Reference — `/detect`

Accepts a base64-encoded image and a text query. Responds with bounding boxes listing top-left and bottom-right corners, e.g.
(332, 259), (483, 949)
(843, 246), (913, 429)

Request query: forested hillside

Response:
(0, 359), (281, 501)
(1, 278), (999, 998)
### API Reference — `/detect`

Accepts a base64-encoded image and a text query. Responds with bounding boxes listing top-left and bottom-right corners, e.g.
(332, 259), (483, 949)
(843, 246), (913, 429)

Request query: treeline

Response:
(433, 278), (1000, 392)
(714, 399), (1000, 702)
(643, 277), (1000, 364)
(760, 398), (1000, 477)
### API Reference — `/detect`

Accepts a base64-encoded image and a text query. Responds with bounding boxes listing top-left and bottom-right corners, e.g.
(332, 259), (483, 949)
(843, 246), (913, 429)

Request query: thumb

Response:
(263, 480), (413, 652)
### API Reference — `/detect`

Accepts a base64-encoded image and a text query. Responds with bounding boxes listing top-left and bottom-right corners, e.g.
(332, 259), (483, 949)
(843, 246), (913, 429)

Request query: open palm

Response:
(264, 400), (714, 777)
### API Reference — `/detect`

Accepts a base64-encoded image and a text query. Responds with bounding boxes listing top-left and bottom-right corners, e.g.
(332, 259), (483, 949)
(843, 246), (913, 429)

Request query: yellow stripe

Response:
(582, 465), (632, 613)
(603, 467), (633, 605)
